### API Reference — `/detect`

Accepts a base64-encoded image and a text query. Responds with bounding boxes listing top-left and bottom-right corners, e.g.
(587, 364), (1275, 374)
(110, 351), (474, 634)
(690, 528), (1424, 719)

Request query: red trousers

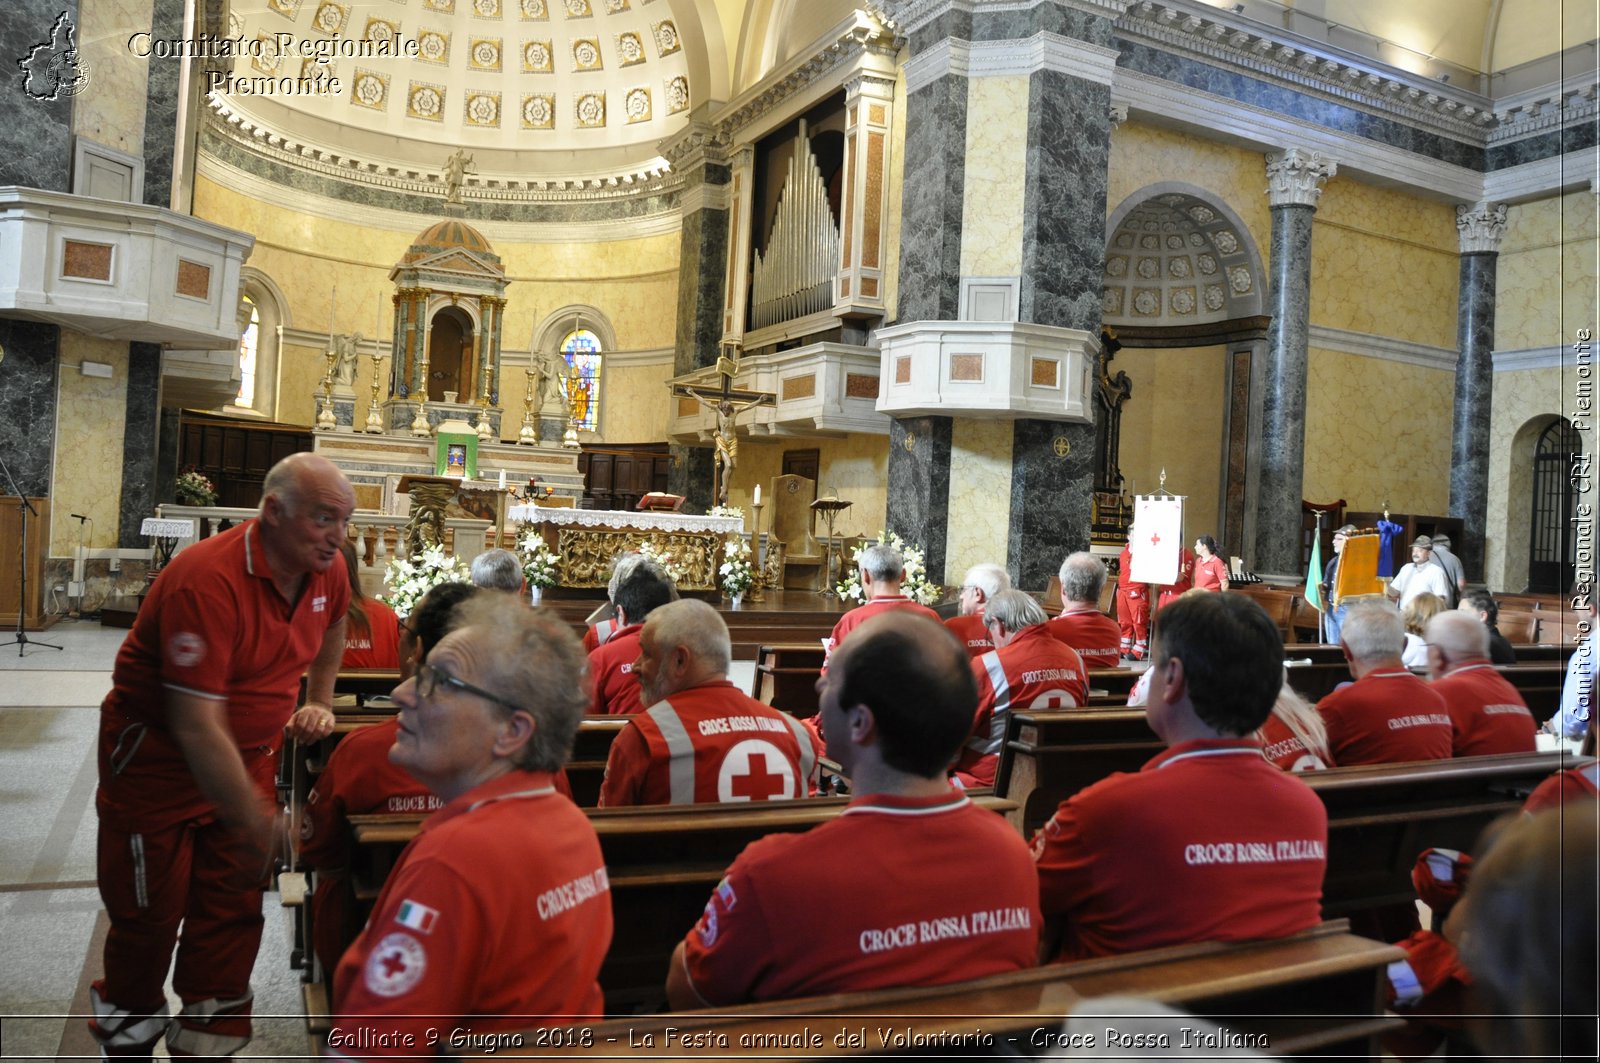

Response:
(1116, 588), (1150, 655)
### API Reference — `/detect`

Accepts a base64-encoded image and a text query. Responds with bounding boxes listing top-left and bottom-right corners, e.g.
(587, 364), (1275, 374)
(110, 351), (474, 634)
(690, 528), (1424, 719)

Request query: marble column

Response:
(117, 343), (163, 547)
(887, 417), (953, 575)
(1255, 148), (1335, 578)
(1452, 202), (1506, 583)
(0, 319), (61, 497)
(662, 115), (731, 512)
(155, 407), (180, 514)
(1, 0), (79, 191)
(142, 0), (183, 207)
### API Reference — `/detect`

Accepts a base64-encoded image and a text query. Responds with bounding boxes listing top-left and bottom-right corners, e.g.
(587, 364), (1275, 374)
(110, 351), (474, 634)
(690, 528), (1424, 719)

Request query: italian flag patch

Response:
(394, 899), (439, 934)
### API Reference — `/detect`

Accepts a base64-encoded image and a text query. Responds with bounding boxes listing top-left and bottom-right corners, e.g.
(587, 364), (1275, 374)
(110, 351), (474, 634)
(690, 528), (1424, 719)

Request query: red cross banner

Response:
(1130, 495), (1184, 586)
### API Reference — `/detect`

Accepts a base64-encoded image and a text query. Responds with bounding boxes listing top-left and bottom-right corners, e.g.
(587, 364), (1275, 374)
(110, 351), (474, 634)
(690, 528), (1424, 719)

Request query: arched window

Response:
(236, 297), (260, 408)
(1529, 418), (1583, 593)
(560, 327), (603, 432)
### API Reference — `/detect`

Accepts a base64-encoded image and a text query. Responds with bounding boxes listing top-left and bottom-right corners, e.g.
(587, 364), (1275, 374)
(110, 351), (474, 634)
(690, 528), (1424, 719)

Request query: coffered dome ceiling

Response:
(223, 0), (700, 175)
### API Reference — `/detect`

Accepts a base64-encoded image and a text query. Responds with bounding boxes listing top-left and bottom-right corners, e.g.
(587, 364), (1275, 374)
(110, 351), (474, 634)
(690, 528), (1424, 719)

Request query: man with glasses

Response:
(945, 563), (1009, 658)
(332, 594), (609, 1055)
(955, 590), (1088, 788)
(91, 453), (354, 1059)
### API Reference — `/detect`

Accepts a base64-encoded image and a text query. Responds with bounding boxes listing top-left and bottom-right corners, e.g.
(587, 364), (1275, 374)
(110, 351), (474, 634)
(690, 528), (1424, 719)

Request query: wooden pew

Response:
(349, 794), (1020, 1011)
(756, 642), (827, 717)
(462, 921), (1401, 1060)
(995, 709), (1162, 835)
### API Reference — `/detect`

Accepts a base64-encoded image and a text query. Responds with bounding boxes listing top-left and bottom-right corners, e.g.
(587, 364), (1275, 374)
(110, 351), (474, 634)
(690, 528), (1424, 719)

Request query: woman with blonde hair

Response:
(1256, 682), (1333, 771)
(1400, 592), (1446, 668)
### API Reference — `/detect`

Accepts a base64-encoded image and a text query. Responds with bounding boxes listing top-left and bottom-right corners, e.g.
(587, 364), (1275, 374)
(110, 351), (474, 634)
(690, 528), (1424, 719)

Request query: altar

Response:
(510, 505), (744, 591)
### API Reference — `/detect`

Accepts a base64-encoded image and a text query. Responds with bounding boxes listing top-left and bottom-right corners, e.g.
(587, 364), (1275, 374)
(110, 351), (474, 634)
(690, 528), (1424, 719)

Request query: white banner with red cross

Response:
(1130, 496), (1184, 586)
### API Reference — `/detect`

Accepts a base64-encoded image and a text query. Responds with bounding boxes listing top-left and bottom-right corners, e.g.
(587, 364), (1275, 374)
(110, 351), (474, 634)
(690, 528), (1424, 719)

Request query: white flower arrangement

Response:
(708, 505), (744, 520)
(381, 544), (472, 620)
(719, 534), (754, 596)
(835, 530), (943, 606)
(517, 526), (562, 588)
(637, 539), (686, 585)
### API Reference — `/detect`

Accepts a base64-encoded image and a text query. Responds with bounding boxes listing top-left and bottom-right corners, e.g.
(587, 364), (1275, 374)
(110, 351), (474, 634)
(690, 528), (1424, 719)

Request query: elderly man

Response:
(666, 612), (1039, 1007)
(1423, 611), (1536, 757)
(331, 595), (609, 1055)
(599, 600), (819, 807)
(1388, 536), (1453, 609)
(826, 542), (940, 660)
(956, 590), (1089, 788)
(1046, 552), (1122, 669)
(1318, 601), (1452, 764)
(469, 547), (525, 594)
(1429, 533), (1466, 607)
(1458, 590), (1516, 664)
(589, 558), (676, 715)
(1031, 594), (1327, 960)
(945, 562), (1009, 658)
(1115, 527), (1151, 660)
(583, 552), (645, 652)
(91, 453), (353, 1058)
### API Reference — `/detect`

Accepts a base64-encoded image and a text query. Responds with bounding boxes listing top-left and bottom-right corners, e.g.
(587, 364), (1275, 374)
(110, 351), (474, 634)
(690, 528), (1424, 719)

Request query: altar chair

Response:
(770, 475), (826, 591)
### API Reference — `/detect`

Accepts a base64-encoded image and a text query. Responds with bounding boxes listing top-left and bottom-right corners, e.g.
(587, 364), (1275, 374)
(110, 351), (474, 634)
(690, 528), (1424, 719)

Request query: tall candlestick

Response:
(374, 292), (382, 354)
(328, 284), (336, 340)
(753, 484), (761, 506)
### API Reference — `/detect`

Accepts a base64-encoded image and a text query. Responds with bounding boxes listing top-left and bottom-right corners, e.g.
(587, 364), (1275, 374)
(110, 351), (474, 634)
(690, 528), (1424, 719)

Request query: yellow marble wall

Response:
(945, 418), (1014, 583)
(192, 175), (680, 437)
(1311, 178), (1458, 347)
(72, 0), (154, 158)
(50, 332), (130, 554)
(881, 63), (908, 322)
(1485, 367), (1571, 590)
(1303, 348), (1453, 514)
(281, 340), (331, 428)
(1115, 345), (1227, 538)
(598, 361), (673, 442)
(715, 433), (891, 558)
(959, 76), (1029, 278)
(1108, 121), (1271, 261)
(1497, 191), (1599, 351)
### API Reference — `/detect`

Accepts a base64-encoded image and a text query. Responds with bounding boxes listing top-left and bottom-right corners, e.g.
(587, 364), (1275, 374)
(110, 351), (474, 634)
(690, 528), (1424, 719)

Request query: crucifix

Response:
(671, 341), (775, 507)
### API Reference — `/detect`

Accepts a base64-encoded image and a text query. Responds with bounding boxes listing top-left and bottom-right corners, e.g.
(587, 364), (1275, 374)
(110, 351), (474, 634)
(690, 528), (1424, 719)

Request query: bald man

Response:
(1424, 611), (1536, 757)
(91, 453), (355, 1058)
(599, 600), (819, 806)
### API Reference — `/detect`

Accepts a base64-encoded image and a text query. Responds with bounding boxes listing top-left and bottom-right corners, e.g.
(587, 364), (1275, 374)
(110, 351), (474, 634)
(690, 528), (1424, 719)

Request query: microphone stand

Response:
(0, 453), (62, 655)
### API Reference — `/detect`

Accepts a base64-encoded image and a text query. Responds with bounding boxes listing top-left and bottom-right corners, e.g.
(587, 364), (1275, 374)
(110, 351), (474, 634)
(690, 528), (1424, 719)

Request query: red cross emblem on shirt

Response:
(381, 950), (408, 978)
(728, 750), (789, 801)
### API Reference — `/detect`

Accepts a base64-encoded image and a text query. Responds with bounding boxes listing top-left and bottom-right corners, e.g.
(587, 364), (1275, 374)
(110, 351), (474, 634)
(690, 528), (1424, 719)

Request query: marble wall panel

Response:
(882, 64), (909, 323)
(141, 0), (181, 205)
(51, 331), (130, 554)
(1497, 191), (1598, 351)
(1487, 123), (1600, 171)
(0, 318), (60, 510)
(1, 1), (79, 191)
(896, 75), (967, 323)
(1109, 344), (1227, 540)
(1008, 419), (1095, 589)
(1303, 347), (1453, 518)
(887, 416), (953, 579)
(600, 361), (672, 443)
(72, 0), (154, 161)
(1485, 367), (1571, 591)
(945, 418), (1013, 585)
(117, 342), (162, 548)
(970, 5), (1116, 47)
(960, 75), (1029, 279)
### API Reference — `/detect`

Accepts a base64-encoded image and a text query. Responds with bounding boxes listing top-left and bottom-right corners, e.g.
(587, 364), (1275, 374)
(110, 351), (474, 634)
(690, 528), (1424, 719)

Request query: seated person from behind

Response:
(339, 543), (401, 669)
(599, 599), (819, 807)
(1423, 611), (1536, 757)
(1401, 592), (1447, 668)
(1256, 684), (1334, 771)
(1317, 601), (1452, 765)
(1459, 590), (1516, 665)
(583, 552), (643, 652)
(945, 562), (1009, 658)
(826, 542), (941, 663)
(1031, 593), (1327, 961)
(666, 612), (1039, 1007)
(331, 595), (609, 1057)
(300, 581), (477, 973)
(469, 547), (525, 595)
(956, 590), (1088, 788)
(1045, 552), (1123, 669)
(589, 558), (677, 715)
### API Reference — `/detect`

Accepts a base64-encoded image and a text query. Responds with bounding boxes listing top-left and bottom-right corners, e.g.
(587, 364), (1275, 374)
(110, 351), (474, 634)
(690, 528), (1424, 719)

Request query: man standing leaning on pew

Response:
(1031, 593), (1327, 960)
(666, 613), (1039, 1006)
(599, 599), (819, 806)
(331, 594), (610, 1056)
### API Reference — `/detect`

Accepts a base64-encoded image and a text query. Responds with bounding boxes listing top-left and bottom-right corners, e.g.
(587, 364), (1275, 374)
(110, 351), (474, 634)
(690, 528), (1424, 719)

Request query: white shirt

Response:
(1554, 631), (1596, 740)
(1389, 561), (1452, 609)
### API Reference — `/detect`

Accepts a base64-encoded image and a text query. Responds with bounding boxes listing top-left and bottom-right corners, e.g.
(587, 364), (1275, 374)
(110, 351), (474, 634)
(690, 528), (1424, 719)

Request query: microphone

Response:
(70, 513), (90, 521)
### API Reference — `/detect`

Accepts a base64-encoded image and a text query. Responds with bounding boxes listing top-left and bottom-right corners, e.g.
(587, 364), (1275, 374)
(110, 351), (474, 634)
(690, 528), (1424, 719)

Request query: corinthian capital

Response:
(1456, 202), (1508, 254)
(1265, 147), (1337, 208)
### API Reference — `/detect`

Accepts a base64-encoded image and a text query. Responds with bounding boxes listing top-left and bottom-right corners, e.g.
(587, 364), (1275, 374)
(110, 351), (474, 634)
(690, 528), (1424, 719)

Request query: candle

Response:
(375, 292), (382, 355)
(753, 484), (761, 505)
(499, 469), (506, 488)
(329, 284), (336, 339)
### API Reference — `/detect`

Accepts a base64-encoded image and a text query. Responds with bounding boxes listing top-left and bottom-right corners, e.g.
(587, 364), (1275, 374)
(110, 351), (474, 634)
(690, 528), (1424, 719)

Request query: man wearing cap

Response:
(1387, 536), (1452, 610)
(1429, 533), (1466, 608)
(1322, 525), (1356, 644)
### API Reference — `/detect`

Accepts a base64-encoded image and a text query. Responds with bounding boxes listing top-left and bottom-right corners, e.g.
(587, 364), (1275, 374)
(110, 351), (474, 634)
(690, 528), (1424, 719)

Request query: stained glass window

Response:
(560, 327), (602, 431)
(236, 297), (259, 408)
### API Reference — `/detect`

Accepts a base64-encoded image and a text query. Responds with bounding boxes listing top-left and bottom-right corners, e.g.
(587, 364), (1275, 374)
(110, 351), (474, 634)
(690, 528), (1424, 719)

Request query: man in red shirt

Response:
(1156, 546), (1196, 610)
(90, 453), (353, 1059)
(599, 599), (819, 806)
(1031, 593), (1327, 961)
(582, 553), (644, 652)
(1046, 552), (1122, 669)
(589, 559), (676, 714)
(1318, 602), (1453, 764)
(666, 612), (1039, 1006)
(1115, 529), (1150, 661)
(331, 595), (609, 1057)
(945, 562), (1009, 658)
(826, 542), (941, 664)
(956, 590), (1089, 787)
(1423, 611), (1536, 757)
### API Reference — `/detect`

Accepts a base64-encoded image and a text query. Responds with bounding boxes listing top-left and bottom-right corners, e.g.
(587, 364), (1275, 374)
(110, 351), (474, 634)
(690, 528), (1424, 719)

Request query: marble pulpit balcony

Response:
(666, 342), (888, 442)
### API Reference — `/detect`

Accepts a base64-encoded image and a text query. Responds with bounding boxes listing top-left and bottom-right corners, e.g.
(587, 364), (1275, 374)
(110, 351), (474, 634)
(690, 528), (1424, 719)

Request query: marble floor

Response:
(0, 620), (315, 1062)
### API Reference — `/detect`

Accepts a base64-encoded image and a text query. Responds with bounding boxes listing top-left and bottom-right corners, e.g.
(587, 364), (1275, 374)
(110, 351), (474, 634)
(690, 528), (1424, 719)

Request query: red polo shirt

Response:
(1317, 669), (1453, 766)
(1032, 739), (1327, 960)
(944, 614), (993, 658)
(958, 627), (1088, 786)
(342, 598), (401, 670)
(1430, 661), (1537, 757)
(1045, 608), (1122, 669)
(1523, 761), (1600, 814)
(828, 596), (943, 659)
(97, 519), (349, 830)
(588, 623), (645, 715)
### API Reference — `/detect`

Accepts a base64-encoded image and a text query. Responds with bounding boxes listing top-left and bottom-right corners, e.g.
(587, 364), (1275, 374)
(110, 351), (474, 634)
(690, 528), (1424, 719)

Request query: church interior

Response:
(0, 0), (1597, 1057)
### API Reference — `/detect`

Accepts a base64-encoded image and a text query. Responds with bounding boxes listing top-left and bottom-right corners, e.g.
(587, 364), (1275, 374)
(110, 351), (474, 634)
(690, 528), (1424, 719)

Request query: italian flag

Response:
(395, 899), (439, 934)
